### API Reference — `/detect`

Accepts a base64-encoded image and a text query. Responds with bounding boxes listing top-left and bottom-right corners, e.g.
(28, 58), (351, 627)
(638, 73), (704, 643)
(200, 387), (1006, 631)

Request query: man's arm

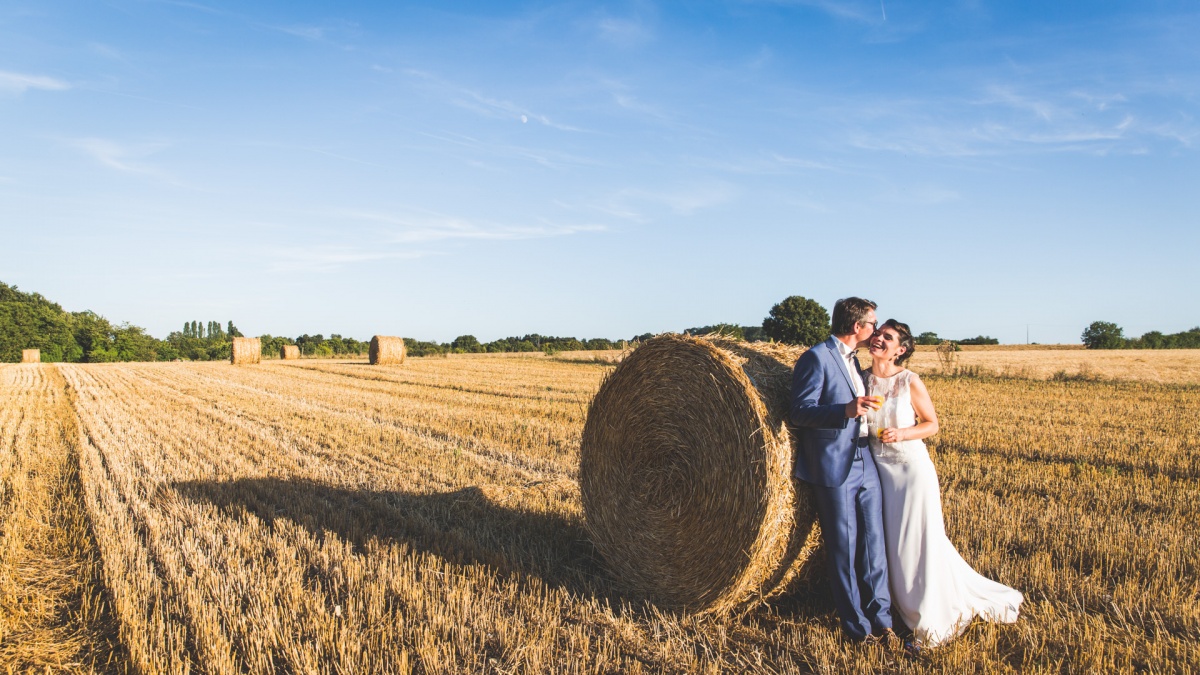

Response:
(789, 349), (850, 429)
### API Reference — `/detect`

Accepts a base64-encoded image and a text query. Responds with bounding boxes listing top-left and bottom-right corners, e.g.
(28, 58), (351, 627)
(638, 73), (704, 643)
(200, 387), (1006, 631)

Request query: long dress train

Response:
(867, 369), (1022, 646)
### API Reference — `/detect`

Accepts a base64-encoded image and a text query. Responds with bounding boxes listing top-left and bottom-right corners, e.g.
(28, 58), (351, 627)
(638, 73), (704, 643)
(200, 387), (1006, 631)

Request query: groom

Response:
(790, 297), (893, 643)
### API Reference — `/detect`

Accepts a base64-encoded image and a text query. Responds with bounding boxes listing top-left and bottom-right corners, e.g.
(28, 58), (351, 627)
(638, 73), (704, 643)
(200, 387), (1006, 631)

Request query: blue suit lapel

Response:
(824, 336), (856, 396)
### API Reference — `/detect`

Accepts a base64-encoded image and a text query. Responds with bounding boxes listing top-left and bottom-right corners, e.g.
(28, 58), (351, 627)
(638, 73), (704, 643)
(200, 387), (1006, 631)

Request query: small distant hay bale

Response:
(21, 349), (40, 364)
(280, 344), (300, 360)
(580, 334), (820, 616)
(369, 336), (405, 365)
(231, 337), (261, 365)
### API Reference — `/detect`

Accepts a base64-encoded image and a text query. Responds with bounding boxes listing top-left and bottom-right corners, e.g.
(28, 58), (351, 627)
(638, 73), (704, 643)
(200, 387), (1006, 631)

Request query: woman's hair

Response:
(882, 319), (915, 366)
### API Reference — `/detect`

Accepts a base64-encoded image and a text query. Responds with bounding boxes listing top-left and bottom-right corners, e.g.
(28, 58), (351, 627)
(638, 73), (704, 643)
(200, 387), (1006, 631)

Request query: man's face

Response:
(855, 309), (877, 345)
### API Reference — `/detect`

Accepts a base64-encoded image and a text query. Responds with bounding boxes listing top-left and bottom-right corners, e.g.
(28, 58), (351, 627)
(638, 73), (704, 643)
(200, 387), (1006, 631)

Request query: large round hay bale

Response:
(369, 336), (405, 365)
(231, 337), (261, 365)
(580, 334), (820, 615)
(21, 348), (40, 364)
(280, 344), (300, 360)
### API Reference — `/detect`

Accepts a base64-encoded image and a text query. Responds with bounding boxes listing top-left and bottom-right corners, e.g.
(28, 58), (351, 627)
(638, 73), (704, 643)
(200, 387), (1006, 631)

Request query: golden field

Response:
(1, 347), (1198, 673)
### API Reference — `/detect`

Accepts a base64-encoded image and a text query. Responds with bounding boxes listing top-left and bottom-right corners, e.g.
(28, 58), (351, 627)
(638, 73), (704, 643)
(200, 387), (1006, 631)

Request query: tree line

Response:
(17, 280), (1183, 363)
(1082, 321), (1200, 350)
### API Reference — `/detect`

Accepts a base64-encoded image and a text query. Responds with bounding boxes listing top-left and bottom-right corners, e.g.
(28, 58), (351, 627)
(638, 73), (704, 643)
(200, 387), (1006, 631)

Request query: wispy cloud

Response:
(746, 0), (879, 24)
(268, 246), (426, 273)
(335, 209), (604, 245)
(268, 20), (360, 49)
(87, 43), (126, 61)
(599, 182), (739, 221)
(63, 137), (183, 182)
(877, 184), (960, 205)
(0, 70), (71, 95)
(403, 69), (586, 132)
(843, 78), (1196, 157)
(592, 15), (653, 47)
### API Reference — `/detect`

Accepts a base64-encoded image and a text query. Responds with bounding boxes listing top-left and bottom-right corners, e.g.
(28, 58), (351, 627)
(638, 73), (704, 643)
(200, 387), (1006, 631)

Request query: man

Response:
(790, 297), (894, 643)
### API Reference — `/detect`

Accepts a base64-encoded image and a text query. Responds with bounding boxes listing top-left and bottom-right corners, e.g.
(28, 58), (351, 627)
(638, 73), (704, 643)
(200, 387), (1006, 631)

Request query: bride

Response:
(865, 319), (1023, 649)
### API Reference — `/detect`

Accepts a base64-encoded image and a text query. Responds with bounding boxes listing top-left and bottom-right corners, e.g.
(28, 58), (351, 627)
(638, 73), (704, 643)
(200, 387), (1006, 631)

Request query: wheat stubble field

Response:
(1, 348), (1198, 674)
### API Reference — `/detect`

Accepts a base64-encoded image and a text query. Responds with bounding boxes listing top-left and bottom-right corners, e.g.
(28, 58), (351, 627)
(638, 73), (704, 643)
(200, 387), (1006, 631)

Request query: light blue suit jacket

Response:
(789, 335), (866, 487)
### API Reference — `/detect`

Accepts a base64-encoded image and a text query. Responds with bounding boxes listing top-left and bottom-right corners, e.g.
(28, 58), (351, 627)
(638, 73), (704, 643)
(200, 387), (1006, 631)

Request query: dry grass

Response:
(0, 347), (1197, 673)
(0, 364), (122, 673)
(903, 347), (1200, 384)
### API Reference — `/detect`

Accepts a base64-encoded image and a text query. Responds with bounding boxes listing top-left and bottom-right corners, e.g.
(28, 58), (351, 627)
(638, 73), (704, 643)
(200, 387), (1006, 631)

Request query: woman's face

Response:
(868, 327), (907, 363)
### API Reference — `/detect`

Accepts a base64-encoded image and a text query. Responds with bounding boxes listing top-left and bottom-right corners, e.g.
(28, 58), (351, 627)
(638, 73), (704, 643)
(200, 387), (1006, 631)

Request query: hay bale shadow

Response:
(172, 477), (612, 600)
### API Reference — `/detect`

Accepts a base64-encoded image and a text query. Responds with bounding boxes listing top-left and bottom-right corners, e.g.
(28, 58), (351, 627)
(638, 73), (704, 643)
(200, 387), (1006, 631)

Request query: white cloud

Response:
(62, 137), (189, 183)
(405, 69), (586, 132)
(603, 182), (739, 221)
(334, 209), (604, 245)
(0, 70), (70, 95)
(88, 43), (126, 61)
(746, 0), (879, 24)
(594, 16), (653, 47)
(275, 25), (326, 40)
(268, 246), (427, 273)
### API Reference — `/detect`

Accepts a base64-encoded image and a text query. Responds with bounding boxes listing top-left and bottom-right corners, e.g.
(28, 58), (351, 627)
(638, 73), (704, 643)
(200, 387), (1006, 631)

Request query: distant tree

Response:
(451, 335), (483, 353)
(742, 326), (765, 342)
(762, 296), (829, 347)
(227, 320), (243, 338)
(1082, 321), (1126, 349)
(916, 331), (941, 346)
(957, 335), (1000, 346)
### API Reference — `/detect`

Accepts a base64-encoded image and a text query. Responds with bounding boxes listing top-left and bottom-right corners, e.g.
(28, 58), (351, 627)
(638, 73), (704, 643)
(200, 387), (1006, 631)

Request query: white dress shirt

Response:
(835, 337), (868, 437)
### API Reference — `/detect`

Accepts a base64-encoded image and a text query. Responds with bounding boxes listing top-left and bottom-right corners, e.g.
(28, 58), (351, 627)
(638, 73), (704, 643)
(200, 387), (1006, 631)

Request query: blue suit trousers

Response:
(810, 441), (892, 640)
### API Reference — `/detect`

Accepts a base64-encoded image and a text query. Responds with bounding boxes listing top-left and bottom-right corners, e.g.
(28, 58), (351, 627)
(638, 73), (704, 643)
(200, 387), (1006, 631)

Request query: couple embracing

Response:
(790, 297), (1023, 650)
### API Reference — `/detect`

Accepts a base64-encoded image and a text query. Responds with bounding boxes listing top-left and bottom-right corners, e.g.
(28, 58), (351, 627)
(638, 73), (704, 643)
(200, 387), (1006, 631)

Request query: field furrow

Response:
(0, 364), (123, 673)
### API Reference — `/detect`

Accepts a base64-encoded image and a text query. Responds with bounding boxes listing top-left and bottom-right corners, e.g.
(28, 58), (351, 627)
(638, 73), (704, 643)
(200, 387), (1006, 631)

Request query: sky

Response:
(2, 1), (1197, 344)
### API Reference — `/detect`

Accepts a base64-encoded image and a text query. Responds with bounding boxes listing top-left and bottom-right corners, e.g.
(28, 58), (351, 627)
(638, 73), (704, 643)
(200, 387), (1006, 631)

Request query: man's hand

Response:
(845, 396), (881, 418)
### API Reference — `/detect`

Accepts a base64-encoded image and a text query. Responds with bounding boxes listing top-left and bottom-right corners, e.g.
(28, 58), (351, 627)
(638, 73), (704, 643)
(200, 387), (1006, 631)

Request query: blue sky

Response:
(2, 1), (1197, 344)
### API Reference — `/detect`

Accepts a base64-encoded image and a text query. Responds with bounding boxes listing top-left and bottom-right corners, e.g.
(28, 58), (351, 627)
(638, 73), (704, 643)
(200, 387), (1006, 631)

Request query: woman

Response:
(865, 319), (1023, 649)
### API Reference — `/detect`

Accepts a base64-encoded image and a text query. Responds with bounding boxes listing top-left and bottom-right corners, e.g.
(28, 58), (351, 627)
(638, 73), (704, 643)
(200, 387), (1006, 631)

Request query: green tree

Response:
(1081, 321), (1126, 349)
(452, 335), (483, 353)
(915, 331), (941, 346)
(762, 296), (829, 347)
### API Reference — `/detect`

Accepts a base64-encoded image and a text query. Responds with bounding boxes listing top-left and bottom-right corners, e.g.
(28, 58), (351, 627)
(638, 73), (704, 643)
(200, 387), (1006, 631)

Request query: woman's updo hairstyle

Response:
(882, 319), (916, 366)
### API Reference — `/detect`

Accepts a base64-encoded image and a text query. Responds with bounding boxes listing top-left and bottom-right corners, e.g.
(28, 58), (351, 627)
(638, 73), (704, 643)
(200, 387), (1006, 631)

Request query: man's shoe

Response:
(903, 636), (925, 658)
(858, 628), (897, 647)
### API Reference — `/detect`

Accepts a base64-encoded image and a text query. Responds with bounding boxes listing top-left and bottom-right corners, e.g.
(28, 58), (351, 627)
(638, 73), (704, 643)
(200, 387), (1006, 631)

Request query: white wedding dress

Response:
(867, 369), (1023, 646)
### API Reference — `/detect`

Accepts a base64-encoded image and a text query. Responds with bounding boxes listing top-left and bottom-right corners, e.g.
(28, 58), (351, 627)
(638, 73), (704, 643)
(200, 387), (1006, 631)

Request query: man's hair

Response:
(881, 319), (915, 366)
(831, 297), (877, 336)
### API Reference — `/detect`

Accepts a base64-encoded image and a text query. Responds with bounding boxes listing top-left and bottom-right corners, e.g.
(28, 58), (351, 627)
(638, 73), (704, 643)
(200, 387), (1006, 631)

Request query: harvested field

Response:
(903, 347), (1200, 384)
(1, 348), (1197, 673)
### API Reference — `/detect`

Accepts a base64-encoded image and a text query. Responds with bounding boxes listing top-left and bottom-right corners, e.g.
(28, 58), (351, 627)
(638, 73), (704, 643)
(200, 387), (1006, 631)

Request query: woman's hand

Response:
(879, 427), (906, 444)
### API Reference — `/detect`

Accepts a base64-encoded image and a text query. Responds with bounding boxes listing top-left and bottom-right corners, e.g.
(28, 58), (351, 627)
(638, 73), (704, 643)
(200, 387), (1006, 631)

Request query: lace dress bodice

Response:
(866, 369), (927, 465)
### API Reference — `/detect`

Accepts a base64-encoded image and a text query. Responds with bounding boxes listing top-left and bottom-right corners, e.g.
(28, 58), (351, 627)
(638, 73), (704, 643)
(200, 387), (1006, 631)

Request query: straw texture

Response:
(580, 334), (820, 615)
(369, 336), (406, 365)
(231, 337), (261, 365)
(21, 349), (39, 364)
(280, 345), (300, 360)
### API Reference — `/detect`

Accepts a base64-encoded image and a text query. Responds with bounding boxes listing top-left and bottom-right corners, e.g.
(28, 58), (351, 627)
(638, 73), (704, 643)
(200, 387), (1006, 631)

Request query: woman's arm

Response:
(879, 373), (939, 444)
